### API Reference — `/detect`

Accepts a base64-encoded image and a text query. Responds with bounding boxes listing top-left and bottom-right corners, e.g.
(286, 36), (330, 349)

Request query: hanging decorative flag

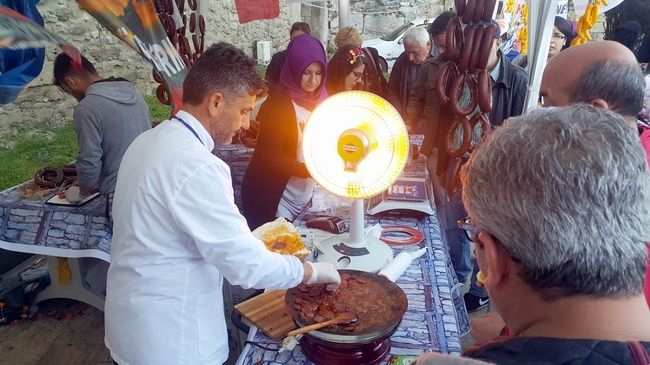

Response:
(0, 4), (80, 104)
(76, 0), (187, 113)
(234, 0), (279, 24)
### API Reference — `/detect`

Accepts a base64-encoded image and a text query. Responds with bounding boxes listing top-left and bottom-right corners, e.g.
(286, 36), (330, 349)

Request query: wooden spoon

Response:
(286, 312), (358, 337)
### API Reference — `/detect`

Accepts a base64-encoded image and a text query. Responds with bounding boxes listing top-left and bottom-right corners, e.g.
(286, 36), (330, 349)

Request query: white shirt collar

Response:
(174, 110), (215, 151)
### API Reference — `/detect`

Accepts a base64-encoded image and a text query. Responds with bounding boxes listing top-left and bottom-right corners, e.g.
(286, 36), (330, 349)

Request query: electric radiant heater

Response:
(302, 91), (409, 273)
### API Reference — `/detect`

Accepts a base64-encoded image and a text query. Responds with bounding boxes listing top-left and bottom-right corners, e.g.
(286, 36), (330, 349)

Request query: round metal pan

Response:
(285, 269), (408, 344)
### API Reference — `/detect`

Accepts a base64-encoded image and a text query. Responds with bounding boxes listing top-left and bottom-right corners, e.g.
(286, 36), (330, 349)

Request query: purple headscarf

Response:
(279, 34), (328, 110)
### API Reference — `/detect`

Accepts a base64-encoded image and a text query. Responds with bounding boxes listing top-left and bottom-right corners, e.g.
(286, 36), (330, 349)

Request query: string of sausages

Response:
(34, 165), (77, 189)
(437, 0), (497, 194)
(153, 0), (205, 105)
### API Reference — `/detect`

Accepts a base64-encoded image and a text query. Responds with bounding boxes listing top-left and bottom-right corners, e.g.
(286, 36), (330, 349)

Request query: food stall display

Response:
(285, 270), (408, 365)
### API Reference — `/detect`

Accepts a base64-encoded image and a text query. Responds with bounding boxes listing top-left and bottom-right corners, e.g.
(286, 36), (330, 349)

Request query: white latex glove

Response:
(65, 186), (83, 203)
(305, 262), (341, 291)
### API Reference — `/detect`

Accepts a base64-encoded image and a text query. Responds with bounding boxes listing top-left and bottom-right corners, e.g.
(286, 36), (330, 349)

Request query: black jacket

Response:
(465, 337), (650, 365)
(362, 47), (389, 98)
(488, 51), (528, 127)
(241, 91), (310, 230)
(388, 51), (425, 117)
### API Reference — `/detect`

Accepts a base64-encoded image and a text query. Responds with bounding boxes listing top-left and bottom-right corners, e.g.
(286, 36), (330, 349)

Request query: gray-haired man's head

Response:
(461, 104), (650, 300)
(403, 26), (432, 64)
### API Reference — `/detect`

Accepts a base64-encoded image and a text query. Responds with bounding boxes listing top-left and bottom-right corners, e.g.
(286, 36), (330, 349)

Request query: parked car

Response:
(362, 18), (430, 71)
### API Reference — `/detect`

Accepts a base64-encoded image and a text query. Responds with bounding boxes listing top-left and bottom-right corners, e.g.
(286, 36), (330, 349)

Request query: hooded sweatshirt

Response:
(73, 78), (151, 195)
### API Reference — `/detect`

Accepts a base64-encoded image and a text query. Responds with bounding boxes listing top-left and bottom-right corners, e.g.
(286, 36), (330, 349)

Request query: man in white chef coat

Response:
(104, 42), (341, 365)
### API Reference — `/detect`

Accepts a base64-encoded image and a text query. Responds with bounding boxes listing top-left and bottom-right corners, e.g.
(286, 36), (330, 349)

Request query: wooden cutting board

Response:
(234, 289), (296, 340)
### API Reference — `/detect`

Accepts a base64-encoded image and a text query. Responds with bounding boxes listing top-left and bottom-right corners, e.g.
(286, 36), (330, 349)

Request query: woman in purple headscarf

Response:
(242, 34), (328, 229)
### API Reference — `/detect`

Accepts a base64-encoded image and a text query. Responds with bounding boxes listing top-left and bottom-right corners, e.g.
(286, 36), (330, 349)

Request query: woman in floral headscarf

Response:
(242, 34), (328, 229)
(326, 44), (366, 95)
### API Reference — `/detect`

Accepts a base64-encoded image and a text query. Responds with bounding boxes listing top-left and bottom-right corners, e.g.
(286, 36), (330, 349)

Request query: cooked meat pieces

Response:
(289, 273), (403, 334)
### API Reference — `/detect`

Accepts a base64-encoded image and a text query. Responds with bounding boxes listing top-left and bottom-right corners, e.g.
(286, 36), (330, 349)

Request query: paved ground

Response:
(0, 299), (112, 365)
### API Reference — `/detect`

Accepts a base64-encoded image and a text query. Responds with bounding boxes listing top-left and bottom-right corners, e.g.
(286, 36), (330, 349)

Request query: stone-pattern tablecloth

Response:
(236, 210), (470, 364)
(0, 185), (112, 262)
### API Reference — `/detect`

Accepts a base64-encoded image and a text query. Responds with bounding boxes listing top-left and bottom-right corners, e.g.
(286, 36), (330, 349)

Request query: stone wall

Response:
(0, 0), (450, 145)
(299, 0), (448, 49)
(0, 0), (301, 147)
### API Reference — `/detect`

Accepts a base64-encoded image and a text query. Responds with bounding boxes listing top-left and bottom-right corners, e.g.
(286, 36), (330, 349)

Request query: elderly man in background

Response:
(387, 26), (432, 118)
(419, 105), (650, 363)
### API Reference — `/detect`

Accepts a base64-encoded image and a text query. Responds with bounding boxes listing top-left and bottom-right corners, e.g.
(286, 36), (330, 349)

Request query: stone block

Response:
(46, 237), (70, 246)
(9, 215), (24, 223)
(64, 214), (86, 225)
(49, 229), (64, 238)
(7, 221), (26, 230)
(10, 208), (35, 217)
(20, 231), (37, 243)
(4, 229), (19, 240)
(64, 233), (84, 242)
(49, 219), (68, 230)
(65, 224), (86, 235)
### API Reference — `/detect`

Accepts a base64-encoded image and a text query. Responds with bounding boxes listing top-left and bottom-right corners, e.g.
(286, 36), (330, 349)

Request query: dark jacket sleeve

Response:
(405, 61), (429, 130)
(509, 66), (529, 118)
(388, 52), (406, 113)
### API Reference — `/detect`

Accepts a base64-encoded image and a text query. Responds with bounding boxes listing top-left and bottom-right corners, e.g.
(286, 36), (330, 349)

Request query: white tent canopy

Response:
(523, 0), (558, 111)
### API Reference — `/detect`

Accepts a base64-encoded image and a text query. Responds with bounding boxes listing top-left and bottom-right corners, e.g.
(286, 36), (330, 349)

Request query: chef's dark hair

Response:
(52, 53), (97, 88)
(183, 42), (265, 105)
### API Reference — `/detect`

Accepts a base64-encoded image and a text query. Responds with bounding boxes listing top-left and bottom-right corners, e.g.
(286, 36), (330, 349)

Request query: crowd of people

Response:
(49, 9), (650, 364)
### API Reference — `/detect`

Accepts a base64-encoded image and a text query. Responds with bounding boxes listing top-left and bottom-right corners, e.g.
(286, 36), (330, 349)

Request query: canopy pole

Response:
(339, 0), (351, 28)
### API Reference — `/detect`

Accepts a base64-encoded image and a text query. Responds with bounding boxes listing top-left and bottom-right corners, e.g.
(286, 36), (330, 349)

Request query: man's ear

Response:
(63, 75), (77, 89)
(477, 232), (510, 291)
(207, 92), (224, 117)
(589, 98), (610, 111)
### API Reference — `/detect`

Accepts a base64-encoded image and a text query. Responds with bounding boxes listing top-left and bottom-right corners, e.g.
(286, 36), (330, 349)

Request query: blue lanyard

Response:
(173, 116), (202, 145)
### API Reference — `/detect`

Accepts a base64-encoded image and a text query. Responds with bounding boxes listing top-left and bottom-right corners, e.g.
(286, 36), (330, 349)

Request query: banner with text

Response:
(76, 0), (186, 112)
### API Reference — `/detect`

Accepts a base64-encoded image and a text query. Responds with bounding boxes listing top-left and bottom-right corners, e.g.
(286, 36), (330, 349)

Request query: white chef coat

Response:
(105, 110), (304, 365)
